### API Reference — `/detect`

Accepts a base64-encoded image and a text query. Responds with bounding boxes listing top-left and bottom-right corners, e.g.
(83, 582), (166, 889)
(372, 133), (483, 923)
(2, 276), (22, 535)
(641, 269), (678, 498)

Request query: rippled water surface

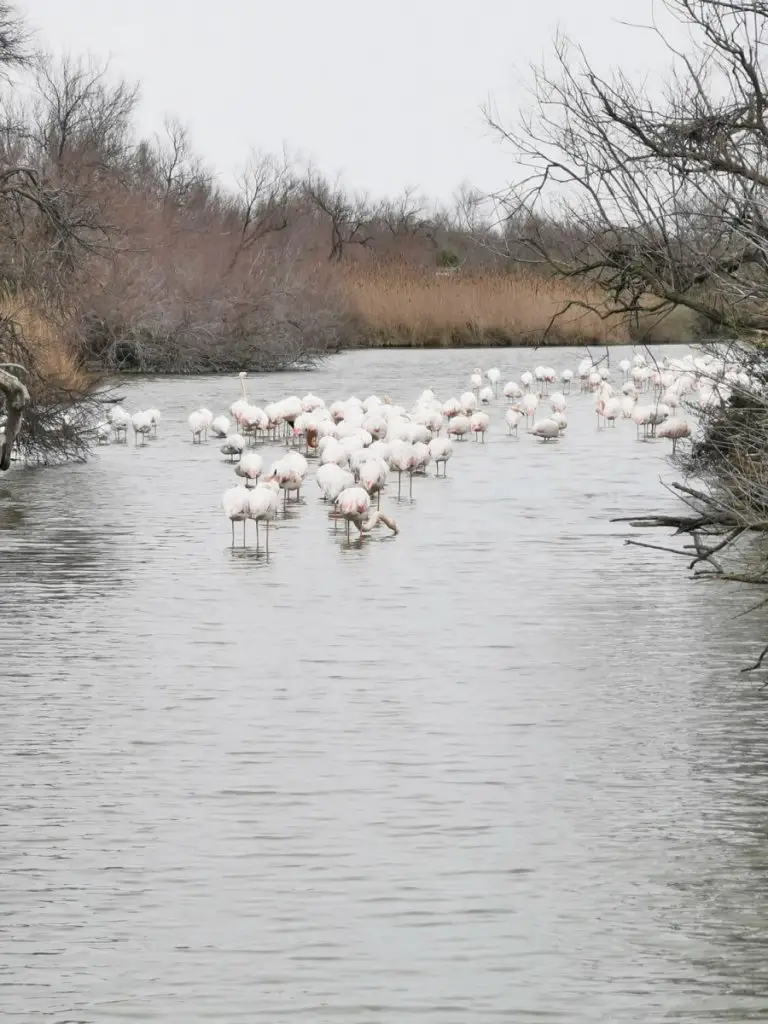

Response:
(2, 346), (768, 1023)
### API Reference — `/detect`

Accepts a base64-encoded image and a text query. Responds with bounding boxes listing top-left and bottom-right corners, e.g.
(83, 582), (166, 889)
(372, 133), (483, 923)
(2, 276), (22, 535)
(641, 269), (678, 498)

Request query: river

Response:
(1, 346), (767, 1023)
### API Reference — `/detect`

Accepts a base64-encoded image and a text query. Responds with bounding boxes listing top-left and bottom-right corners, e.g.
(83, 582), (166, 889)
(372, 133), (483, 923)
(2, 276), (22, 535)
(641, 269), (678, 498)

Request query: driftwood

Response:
(0, 364), (29, 471)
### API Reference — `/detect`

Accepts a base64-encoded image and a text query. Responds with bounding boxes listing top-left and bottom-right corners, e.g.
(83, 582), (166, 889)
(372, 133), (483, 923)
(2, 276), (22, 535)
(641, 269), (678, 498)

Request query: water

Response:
(2, 346), (768, 1023)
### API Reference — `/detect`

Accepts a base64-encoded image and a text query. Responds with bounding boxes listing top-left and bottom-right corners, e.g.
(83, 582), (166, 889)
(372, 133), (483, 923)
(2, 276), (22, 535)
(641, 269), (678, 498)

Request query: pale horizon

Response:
(26, 0), (679, 203)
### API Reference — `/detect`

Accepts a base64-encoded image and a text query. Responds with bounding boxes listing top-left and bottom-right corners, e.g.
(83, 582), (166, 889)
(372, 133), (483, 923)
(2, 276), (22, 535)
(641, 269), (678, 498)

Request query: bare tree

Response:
(152, 116), (211, 204)
(0, 23), (125, 470)
(30, 54), (138, 174)
(223, 150), (298, 273)
(376, 186), (428, 237)
(484, 0), (768, 338)
(301, 169), (374, 262)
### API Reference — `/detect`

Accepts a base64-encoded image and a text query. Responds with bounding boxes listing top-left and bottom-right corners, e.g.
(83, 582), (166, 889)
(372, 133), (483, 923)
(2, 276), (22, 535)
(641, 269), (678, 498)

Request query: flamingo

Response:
(222, 485), (250, 547)
(131, 411), (152, 446)
(189, 411), (207, 444)
(108, 405), (131, 443)
(211, 415), (230, 438)
(268, 451), (308, 505)
(428, 437), (453, 476)
(522, 393), (539, 425)
(302, 393), (326, 413)
(337, 486), (399, 540)
(552, 411), (567, 432)
(603, 397), (622, 426)
(235, 453), (263, 486)
(632, 405), (655, 439)
(469, 411), (490, 441)
(550, 392), (567, 413)
(486, 367), (501, 395)
(147, 409), (161, 438)
(388, 440), (418, 499)
(447, 414), (470, 441)
(505, 408), (522, 436)
(459, 391), (477, 415)
(531, 418), (560, 441)
(657, 416), (691, 453)
(246, 480), (279, 553)
(358, 458), (389, 508)
(317, 463), (355, 502)
(647, 403), (670, 437)
(220, 434), (246, 461)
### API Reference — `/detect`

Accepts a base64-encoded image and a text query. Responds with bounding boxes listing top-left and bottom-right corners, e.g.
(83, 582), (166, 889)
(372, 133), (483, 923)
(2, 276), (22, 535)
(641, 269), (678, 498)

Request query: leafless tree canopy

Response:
(484, 0), (768, 337)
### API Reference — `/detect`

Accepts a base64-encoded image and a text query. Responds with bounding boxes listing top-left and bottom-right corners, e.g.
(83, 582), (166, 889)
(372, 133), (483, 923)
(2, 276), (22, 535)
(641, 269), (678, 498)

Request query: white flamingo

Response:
(222, 485), (250, 546)
(337, 486), (399, 540)
(469, 411), (490, 441)
(235, 452), (263, 486)
(505, 408), (522, 436)
(531, 418), (560, 441)
(428, 436), (453, 476)
(247, 480), (279, 552)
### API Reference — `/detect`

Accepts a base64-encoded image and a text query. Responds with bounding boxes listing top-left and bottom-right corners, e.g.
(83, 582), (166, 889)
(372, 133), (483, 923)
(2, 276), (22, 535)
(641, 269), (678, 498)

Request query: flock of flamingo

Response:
(94, 347), (746, 553)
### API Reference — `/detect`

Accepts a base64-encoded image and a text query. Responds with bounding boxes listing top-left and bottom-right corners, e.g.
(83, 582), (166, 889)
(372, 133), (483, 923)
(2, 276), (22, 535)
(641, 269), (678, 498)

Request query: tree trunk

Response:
(0, 367), (29, 471)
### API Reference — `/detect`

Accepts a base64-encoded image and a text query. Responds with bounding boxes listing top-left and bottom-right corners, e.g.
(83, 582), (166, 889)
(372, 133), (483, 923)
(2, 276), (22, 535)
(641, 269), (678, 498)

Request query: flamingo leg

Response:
(231, 520), (235, 547)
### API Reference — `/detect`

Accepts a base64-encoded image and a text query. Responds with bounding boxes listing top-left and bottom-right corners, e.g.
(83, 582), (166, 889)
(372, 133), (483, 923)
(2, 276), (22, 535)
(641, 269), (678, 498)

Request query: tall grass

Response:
(335, 264), (632, 347)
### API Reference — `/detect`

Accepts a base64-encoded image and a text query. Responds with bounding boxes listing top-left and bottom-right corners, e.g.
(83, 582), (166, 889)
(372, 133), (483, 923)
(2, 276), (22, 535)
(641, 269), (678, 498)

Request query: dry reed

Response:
(0, 292), (88, 394)
(334, 264), (632, 347)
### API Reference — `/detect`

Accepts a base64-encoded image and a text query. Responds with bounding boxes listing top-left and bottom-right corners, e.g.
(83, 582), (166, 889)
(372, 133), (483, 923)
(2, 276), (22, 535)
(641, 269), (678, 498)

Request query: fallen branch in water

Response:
(612, 474), (768, 673)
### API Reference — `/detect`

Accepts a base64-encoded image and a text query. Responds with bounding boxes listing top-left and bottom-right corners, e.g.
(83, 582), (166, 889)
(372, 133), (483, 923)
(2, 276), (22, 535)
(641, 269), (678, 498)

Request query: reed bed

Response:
(335, 264), (632, 347)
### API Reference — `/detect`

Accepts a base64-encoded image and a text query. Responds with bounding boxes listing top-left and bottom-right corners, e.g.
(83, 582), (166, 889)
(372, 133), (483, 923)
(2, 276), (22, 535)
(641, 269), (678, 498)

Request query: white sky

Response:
(26, 0), (678, 202)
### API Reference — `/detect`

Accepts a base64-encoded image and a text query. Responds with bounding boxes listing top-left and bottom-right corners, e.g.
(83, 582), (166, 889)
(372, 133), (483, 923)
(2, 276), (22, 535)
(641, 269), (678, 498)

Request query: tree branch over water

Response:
(483, 0), (768, 338)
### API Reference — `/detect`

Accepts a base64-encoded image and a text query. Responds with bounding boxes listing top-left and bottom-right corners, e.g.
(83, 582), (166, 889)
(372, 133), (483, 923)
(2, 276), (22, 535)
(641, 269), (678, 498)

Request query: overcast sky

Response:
(27, 0), (678, 202)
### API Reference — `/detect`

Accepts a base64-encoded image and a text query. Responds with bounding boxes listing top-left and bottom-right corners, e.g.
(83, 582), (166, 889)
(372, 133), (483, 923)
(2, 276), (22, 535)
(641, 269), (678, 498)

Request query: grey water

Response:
(1, 346), (768, 1023)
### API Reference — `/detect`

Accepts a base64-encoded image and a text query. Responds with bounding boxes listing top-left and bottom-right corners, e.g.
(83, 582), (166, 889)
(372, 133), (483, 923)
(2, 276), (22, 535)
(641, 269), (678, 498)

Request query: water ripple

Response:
(1, 346), (767, 1023)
